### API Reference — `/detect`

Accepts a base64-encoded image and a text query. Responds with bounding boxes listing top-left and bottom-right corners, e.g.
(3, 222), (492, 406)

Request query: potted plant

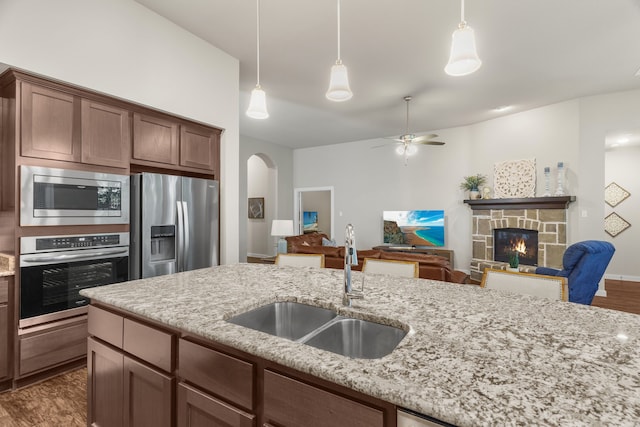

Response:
(508, 251), (519, 272)
(460, 174), (487, 199)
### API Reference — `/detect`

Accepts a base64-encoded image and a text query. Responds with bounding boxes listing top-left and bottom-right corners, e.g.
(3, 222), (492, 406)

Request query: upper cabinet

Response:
(132, 114), (220, 176)
(21, 83), (80, 162)
(80, 99), (130, 169)
(20, 82), (130, 169)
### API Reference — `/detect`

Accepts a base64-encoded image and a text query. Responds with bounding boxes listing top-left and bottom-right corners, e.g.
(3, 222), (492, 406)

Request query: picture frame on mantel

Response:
(248, 197), (264, 219)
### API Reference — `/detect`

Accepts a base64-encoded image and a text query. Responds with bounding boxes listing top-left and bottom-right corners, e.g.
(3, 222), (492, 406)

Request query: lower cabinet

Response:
(177, 382), (255, 427)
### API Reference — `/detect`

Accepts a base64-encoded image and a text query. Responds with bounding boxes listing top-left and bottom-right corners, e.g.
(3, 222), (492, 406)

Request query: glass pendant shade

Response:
(246, 85), (269, 119)
(445, 23), (481, 76)
(326, 61), (353, 102)
(395, 145), (405, 155)
(405, 144), (418, 155)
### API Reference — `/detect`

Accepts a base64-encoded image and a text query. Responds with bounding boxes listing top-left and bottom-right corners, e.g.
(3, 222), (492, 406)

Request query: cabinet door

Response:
(123, 356), (174, 427)
(0, 305), (8, 380)
(132, 113), (179, 166)
(264, 370), (384, 427)
(81, 99), (130, 168)
(179, 124), (220, 173)
(88, 337), (124, 427)
(21, 82), (80, 162)
(177, 382), (255, 427)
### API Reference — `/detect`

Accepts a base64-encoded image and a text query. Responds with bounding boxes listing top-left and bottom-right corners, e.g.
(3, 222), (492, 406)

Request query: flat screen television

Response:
(383, 210), (445, 247)
(303, 211), (319, 233)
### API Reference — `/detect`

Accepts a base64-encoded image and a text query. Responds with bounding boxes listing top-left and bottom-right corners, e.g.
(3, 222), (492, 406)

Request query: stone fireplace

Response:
(494, 227), (539, 266)
(465, 197), (575, 282)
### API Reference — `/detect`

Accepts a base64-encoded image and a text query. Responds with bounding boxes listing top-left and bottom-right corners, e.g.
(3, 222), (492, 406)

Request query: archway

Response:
(247, 154), (277, 257)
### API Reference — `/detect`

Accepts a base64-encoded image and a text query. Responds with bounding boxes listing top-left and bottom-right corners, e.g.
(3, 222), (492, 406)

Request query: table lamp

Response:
(271, 220), (294, 254)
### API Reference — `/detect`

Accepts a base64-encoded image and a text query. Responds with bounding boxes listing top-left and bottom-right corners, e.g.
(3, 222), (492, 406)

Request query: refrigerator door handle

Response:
(182, 201), (190, 269)
(176, 200), (184, 272)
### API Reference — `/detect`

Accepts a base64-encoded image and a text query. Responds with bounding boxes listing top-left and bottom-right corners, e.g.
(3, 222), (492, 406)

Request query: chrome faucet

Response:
(343, 223), (363, 306)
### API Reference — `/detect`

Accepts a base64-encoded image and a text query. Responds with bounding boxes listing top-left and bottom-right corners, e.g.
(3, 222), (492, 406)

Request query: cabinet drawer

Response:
(264, 370), (384, 427)
(88, 305), (123, 348)
(123, 318), (174, 373)
(0, 278), (8, 304)
(179, 339), (254, 411)
(19, 320), (88, 376)
(177, 382), (255, 427)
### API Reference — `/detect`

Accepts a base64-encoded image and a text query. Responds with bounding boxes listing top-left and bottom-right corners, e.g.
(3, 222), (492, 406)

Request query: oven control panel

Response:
(21, 232), (130, 255)
(35, 234), (121, 250)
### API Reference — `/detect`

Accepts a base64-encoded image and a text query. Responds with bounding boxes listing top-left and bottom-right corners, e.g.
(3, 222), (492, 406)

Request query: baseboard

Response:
(604, 273), (640, 283)
(595, 289), (607, 297)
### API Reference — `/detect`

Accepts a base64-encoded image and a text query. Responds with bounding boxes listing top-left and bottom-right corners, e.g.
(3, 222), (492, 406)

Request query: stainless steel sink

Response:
(227, 302), (337, 340)
(303, 317), (407, 359)
(228, 302), (407, 359)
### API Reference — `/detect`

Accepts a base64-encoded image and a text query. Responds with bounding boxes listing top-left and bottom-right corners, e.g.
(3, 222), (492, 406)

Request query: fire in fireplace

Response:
(494, 228), (538, 266)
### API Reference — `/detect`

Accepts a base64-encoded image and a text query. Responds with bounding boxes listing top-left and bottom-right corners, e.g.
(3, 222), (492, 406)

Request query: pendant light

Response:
(246, 0), (269, 119)
(445, 0), (481, 77)
(326, 0), (353, 102)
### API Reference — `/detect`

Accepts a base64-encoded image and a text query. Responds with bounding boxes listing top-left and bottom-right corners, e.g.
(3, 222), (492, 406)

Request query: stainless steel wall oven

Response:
(20, 165), (130, 226)
(19, 232), (129, 328)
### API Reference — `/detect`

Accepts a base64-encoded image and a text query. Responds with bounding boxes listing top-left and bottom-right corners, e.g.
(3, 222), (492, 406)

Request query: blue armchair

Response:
(535, 240), (615, 305)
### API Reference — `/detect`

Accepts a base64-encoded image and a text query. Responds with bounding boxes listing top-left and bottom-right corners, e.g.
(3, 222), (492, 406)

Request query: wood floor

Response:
(0, 368), (86, 427)
(0, 280), (635, 427)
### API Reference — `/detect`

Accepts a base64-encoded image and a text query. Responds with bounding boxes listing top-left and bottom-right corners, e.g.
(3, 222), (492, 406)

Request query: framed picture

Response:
(248, 197), (264, 219)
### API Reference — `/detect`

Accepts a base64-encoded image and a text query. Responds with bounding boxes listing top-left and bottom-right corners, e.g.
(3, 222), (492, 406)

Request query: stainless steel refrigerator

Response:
(130, 173), (219, 279)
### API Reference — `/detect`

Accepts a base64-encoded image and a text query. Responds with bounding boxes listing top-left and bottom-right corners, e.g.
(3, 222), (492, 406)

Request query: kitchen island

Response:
(81, 263), (640, 426)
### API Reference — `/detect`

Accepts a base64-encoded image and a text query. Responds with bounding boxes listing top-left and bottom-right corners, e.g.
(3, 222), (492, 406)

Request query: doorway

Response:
(247, 154), (277, 257)
(294, 187), (334, 238)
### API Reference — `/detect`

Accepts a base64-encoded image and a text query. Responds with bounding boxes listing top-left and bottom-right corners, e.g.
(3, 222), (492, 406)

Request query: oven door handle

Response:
(21, 248), (129, 263)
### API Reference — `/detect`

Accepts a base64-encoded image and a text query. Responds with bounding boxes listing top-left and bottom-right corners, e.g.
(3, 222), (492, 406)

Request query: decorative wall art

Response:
(604, 212), (631, 237)
(493, 158), (536, 198)
(248, 197), (264, 219)
(604, 182), (631, 207)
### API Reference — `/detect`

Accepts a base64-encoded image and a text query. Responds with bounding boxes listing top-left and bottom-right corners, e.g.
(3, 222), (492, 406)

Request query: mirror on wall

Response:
(294, 187), (334, 238)
(604, 129), (639, 278)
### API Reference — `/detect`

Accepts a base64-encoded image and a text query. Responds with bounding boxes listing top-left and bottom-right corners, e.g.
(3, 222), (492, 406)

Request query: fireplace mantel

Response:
(464, 196), (576, 210)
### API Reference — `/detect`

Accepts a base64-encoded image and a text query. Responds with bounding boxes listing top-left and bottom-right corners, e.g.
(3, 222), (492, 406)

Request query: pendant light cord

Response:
(405, 98), (410, 135)
(337, 0), (341, 62)
(460, 0), (466, 23)
(256, 0), (261, 86)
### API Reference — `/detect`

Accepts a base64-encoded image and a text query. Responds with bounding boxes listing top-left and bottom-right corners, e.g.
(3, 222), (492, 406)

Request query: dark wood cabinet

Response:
(263, 370), (384, 427)
(177, 382), (255, 427)
(88, 306), (176, 427)
(132, 116), (221, 176)
(179, 124), (220, 174)
(132, 113), (179, 166)
(88, 337), (124, 427)
(0, 277), (9, 382)
(124, 356), (174, 427)
(80, 99), (130, 169)
(20, 82), (80, 162)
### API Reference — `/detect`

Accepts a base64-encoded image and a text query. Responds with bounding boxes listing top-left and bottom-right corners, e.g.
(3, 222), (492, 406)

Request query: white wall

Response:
(294, 99), (582, 273)
(239, 135), (294, 261)
(0, 0), (240, 263)
(605, 144), (640, 280)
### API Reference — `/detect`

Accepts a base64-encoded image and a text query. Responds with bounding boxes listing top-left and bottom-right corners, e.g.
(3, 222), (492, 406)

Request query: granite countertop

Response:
(0, 253), (15, 277)
(81, 264), (640, 426)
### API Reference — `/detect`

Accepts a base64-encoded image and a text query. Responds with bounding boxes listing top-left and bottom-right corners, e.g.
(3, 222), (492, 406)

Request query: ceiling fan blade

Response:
(383, 136), (405, 142)
(410, 134), (439, 144)
(415, 140), (445, 146)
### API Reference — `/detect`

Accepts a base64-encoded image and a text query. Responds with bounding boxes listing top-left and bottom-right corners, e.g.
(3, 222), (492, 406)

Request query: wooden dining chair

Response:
(275, 253), (325, 268)
(481, 268), (568, 301)
(362, 258), (419, 278)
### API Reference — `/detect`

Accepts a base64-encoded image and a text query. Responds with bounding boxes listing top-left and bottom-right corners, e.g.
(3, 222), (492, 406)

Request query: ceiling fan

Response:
(386, 96), (445, 162)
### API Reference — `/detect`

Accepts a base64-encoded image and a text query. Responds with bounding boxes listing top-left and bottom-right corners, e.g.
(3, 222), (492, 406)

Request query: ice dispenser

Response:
(150, 225), (176, 262)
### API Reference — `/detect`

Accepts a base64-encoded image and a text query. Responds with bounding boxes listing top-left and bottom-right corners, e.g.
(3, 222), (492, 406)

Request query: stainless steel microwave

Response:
(20, 165), (130, 226)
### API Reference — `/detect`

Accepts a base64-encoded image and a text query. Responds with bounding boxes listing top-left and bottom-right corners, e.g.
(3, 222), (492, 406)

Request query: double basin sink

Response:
(228, 302), (407, 359)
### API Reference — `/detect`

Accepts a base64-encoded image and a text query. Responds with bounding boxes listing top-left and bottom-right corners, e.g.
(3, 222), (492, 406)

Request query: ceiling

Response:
(134, 0), (640, 149)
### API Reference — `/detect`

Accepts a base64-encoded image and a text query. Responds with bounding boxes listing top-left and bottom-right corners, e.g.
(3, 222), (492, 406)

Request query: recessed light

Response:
(493, 105), (512, 112)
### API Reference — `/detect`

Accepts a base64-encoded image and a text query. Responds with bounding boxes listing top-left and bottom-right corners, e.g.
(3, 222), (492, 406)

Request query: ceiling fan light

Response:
(246, 85), (269, 119)
(326, 61), (353, 102)
(406, 144), (418, 155)
(395, 145), (406, 155)
(445, 23), (481, 76)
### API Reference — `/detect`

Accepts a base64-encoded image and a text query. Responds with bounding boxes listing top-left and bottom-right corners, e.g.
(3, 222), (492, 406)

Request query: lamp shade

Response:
(246, 86), (269, 119)
(444, 24), (481, 76)
(271, 219), (294, 237)
(326, 61), (353, 102)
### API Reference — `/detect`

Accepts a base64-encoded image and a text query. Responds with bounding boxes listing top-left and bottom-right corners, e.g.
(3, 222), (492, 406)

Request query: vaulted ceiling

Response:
(135, 0), (640, 148)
